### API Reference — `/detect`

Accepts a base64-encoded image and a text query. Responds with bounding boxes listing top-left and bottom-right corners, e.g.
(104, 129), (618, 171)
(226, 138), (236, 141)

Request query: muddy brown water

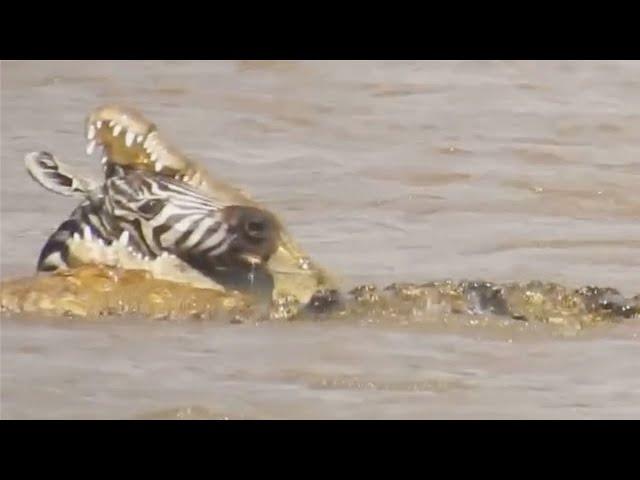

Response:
(1, 60), (639, 419)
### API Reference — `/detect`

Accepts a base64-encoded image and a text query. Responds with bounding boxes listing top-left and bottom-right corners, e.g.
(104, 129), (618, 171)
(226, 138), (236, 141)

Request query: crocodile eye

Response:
(138, 199), (164, 216)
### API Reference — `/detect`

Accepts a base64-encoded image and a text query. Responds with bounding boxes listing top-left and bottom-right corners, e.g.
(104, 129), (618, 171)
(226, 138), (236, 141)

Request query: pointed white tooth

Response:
(136, 135), (144, 144)
(125, 131), (135, 147)
(113, 124), (122, 136)
(86, 140), (96, 155)
(101, 156), (108, 165)
(87, 125), (96, 140)
(150, 152), (158, 162)
(96, 120), (103, 129)
(108, 120), (116, 127)
(154, 161), (163, 172)
(72, 232), (80, 241)
(119, 230), (129, 245)
(83, 226), (93, 241)
(98, 238), (105, 247)
(143, 133), (156, 148)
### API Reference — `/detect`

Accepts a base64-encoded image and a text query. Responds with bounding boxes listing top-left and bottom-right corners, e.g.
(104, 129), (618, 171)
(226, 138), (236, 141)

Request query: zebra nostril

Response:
(221, 205), (280, 255)
(245, 218), (267, 239)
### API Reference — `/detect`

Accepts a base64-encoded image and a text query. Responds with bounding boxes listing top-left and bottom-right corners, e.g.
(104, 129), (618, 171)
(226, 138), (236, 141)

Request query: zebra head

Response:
(26, 151), (282, 298)
(104, 170), (282, 292)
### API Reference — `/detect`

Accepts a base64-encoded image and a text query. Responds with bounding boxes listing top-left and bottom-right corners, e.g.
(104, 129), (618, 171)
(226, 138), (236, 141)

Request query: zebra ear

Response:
(24, 151), (96, 197)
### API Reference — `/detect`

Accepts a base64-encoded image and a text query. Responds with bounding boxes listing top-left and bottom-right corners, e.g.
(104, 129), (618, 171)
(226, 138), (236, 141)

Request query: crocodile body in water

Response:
(1, 106), (638, 327)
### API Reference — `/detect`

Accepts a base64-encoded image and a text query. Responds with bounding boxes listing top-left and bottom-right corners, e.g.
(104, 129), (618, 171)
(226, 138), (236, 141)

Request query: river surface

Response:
(1, 60), (639, 419)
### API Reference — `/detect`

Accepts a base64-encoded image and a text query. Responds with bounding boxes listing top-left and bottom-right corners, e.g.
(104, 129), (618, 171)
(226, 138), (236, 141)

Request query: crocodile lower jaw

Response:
(65, 229), (225, 291)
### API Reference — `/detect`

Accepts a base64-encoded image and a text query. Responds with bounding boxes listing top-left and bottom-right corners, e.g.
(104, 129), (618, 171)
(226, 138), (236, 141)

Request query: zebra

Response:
(25, 151), (282, 298)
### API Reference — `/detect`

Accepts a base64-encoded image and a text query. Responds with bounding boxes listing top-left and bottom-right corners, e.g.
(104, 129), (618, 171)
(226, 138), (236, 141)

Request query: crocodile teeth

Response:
(86, 140), (96, 155)
(143, 132), (157, 149)
(83, 226), (93, 241)
(96, 120), (103, 129)
(119, 230), (129, 245)
(155, 161), (163, 172)
(87, 125), (96, 140)
(125, 131), (135, 147)
(113, 125), (122, 136)
(136, 135), (144, 144)
(101, 156), (108, 165)
(72, 232), (80, 241)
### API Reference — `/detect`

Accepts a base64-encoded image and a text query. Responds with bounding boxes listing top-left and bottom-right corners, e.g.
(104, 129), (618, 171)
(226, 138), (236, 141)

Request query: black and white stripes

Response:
(104, 171), (239, 262)
(33, 157), (281, 296)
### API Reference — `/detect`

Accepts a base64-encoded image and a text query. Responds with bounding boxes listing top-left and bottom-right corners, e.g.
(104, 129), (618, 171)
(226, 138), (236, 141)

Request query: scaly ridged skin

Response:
(347, 281), (639, 328)
(2, 269), (638, 326)
(0, 265), (254, 320)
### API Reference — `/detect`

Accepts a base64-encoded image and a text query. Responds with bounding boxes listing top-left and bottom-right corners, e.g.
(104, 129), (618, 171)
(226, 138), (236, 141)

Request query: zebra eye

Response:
(138, 199), (164, 216)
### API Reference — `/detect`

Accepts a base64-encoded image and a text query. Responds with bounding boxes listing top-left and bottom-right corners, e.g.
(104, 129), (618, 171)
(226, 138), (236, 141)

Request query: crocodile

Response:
(1, 106), (638, 327)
